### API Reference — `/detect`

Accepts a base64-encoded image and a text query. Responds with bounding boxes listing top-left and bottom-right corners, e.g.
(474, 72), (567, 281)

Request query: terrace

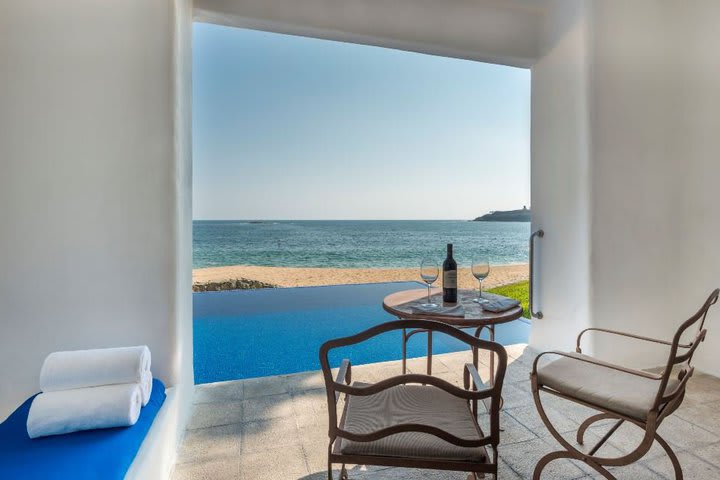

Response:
(174, 345), (720, 479)
(3, 1), (720, 479)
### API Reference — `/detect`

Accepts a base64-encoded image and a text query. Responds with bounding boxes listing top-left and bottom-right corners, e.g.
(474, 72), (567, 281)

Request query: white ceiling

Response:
(194, 0), (548, 68)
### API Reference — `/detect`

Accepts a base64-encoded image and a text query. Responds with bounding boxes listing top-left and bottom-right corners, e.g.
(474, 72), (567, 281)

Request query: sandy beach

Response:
(192, 263), (529, 289)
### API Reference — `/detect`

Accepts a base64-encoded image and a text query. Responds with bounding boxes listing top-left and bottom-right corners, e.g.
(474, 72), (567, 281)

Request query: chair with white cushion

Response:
(320, 319), (507, 480)
(531, 289), (719, 480)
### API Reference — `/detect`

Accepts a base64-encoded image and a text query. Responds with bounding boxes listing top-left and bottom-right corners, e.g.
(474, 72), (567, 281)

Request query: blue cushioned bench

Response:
(0, 379), (166, 480)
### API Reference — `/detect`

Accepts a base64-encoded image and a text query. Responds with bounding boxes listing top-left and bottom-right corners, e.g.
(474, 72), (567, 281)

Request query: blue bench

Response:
(0, 379), (166, 480)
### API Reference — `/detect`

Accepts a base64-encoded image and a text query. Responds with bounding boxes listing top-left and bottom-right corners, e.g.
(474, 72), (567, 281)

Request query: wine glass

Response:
(419, 258), (439, 307)
(472, 258), (490, 304)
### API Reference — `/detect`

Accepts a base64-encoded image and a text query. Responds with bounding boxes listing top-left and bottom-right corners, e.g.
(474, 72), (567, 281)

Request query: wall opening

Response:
(190, 23), (531, 385)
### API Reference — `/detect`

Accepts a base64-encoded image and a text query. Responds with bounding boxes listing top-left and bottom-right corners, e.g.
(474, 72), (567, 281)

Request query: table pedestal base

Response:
(400, 324), (498, 387)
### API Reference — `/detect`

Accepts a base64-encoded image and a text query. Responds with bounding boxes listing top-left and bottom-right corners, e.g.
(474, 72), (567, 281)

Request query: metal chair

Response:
(531, 288), (719, 479)
(320, 319), (507, 479)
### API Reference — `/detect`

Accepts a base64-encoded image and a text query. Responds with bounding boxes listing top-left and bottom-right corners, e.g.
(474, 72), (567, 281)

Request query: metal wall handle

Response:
(529, 229), (544, 319)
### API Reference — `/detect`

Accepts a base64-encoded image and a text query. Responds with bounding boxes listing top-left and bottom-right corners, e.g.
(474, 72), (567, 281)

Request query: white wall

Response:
(173, 0), (196, 438)
(673, 1), (720, 372)
(0, 0), (193, 439)
(529, 0), (592, 352)
(588, 0), (689, 365)
(530, 0), (720, 373)
(588, 0), (720, 370)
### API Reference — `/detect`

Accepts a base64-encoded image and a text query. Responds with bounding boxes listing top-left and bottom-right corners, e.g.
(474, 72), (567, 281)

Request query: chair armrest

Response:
(660, 366), (695, 403)
(532, 350), (662, 381)
(463, 363), (501, 418)
(336, 359), (351, 384)
(576, 328), (689, 353)
(334, 359), (352, 402)
(463, 363), (489, 392)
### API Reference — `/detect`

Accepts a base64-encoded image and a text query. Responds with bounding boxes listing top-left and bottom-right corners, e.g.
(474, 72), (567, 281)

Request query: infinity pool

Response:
(193, 282), (531, 384)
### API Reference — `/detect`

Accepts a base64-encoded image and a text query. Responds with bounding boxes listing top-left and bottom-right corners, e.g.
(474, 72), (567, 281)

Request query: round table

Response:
(382, 287), (523, 387)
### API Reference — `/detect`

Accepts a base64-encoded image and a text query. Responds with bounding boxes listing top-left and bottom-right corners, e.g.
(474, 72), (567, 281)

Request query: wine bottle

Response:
(442, 243), (458, 303)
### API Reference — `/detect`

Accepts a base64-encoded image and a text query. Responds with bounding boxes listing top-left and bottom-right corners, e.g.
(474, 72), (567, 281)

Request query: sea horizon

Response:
(193, 218), (493, 222)
(193, 219), (530, 270)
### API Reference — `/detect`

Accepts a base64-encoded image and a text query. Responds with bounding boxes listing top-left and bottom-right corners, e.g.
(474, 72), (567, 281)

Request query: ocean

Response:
(193, 220), (530, 269)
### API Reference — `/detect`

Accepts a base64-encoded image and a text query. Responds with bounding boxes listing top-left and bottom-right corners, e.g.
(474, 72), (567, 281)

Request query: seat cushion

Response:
(339, 384), (486, 462)
(537, 353), (678, 421)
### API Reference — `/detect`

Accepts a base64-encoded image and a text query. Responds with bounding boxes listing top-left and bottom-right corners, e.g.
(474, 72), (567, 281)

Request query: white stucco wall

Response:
(0, 0), (193, 443)
(530, 0), (720, 373)
(587, 0), (689, 365)
(529, 0), (592, 352)
(173, 0), (196, 437)
(588, 0), (720, 371)
(674, 1), (720, 373)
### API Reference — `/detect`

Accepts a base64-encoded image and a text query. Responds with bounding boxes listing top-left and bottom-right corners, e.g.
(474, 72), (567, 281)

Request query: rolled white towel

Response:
(27, 383), (142, 439)
(140, 370), (153, 406)
(39, 346), (151, 392)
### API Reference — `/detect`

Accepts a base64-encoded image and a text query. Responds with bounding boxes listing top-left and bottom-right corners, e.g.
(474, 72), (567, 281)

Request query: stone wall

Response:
(192, 278), (277, 292)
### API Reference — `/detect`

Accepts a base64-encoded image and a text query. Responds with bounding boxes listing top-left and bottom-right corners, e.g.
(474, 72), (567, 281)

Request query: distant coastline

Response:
(474, 207), (531, 222)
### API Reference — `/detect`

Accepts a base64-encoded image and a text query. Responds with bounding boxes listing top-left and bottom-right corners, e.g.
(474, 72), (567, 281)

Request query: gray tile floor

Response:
(172, 345), (720, 479)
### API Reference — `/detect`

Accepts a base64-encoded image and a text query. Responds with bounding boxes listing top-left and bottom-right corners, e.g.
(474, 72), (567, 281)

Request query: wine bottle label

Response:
(443, 270), (457, 289)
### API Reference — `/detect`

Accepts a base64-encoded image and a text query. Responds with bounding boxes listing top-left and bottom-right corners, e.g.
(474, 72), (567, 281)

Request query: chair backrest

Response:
(654, 288), (720, 412)
(319, 319), (507, 451)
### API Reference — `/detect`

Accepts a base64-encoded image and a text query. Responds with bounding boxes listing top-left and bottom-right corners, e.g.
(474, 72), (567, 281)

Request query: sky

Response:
(192, 23), (530, 220)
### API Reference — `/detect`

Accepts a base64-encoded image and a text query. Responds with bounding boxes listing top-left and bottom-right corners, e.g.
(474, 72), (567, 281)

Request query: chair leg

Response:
(534, 431), (684, 480)
(531, 376), (657, 469)
(577, 412), (619, 445)
(340, 464), (348, 480)
(327, 443), (335, 480)
(533, 450), (616, 480)
(655, 433), (683, 480)
(588, 419), (624, 456)
(401, 327), (407, 375)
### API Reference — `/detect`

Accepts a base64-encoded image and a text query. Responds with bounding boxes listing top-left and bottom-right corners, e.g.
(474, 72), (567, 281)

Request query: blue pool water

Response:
(193, 282), (531, 384)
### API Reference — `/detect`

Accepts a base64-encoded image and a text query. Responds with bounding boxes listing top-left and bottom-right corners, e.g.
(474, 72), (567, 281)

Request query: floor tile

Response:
(283, 371), (327, 393)
(292, 391), (329, 429)
(685, 373), (720, 405)
(240, 444), (308, 480)
(587, 421), (667, 461)
(506, 403), (578, 437)
(497, 410), (539, 445)
(674, 399), (720, 436)
(645, 450), (720, 480)
(242, 393), (294, 422)
(172, 453), (240, 480)
(242, 375), (289, 399)
(499, 382), (537, 410)
(188, 401), (243, 430)
(658, 414), (720, 450)
(193, 380), (244, 404)
(176, 423), (242, 465)
(241, 416), (300, 454)
(500, 437), (586, 479)
(693, 441), (720, 468)
(588, 463), (660, 480)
